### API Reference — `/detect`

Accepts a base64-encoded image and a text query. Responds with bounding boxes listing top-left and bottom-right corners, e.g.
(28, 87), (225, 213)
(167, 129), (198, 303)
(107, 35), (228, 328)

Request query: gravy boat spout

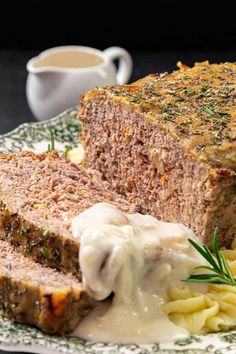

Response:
(26, 57), (53, 74)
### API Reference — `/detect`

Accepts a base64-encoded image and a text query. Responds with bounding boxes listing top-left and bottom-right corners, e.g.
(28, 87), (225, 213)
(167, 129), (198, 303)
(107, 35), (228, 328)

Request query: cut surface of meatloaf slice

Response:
(0, 151), (136, 278)
(79, 61), (236, 247)
(0, 240), (95, 335)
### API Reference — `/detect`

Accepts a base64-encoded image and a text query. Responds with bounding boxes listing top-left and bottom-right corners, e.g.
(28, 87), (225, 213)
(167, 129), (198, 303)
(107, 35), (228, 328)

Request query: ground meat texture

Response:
(79, 62), (236, 247)
(0, 240), (96, 335)
(0, 151), (137, 278)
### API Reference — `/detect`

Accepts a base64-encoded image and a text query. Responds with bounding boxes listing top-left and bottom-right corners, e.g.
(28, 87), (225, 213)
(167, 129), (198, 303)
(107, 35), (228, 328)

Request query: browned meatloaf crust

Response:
(79, 61), (236, 247)
(0, 240), (95, 335)
(0, 151), (137, 278)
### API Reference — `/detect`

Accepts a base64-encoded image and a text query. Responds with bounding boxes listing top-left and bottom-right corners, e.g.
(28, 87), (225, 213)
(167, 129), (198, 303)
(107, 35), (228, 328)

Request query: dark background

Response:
(1, 0), (235, 51)
(0, 0), (236, 134)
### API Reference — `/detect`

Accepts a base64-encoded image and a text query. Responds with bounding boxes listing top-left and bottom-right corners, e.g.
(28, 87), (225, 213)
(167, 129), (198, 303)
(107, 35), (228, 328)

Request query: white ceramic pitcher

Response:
(26, 46), (133, 120)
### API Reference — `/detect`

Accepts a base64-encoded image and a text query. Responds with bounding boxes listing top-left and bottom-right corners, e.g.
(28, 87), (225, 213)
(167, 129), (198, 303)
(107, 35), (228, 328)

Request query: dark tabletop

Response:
(0, 49), (236, 135)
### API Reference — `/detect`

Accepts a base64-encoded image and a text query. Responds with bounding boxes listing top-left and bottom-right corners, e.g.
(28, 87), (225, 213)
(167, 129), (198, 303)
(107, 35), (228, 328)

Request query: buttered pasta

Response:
(163, 240), (236, 334)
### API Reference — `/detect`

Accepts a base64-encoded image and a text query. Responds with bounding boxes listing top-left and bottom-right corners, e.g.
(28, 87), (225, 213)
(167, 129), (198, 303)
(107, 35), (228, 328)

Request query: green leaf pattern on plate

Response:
(0, 108), (81, 154)
(0, 107), (236, 353)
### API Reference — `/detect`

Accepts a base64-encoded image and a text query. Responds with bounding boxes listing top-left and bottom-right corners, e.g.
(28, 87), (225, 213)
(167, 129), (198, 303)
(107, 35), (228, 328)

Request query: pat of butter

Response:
(68, 145), (84, 165)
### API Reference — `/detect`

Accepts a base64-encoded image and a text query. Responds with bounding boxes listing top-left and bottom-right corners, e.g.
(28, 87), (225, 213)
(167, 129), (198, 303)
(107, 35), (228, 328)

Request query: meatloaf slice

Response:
(0, 151), (136, 278)
(0, 240), (95, 335)
(79, 61), (236, 247)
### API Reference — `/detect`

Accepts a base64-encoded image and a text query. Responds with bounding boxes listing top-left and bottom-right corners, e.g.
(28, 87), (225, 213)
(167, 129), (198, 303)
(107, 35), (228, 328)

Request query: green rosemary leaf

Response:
(185, 273), (220, 279)
(220, 251), (235, 284)
(194, 265), (219, 273)
(202, 244), (221, 272)
(47, 129), (55, 152)
(184, 227), (236, 286)
(184, 276), (230, 285)
(212, 227), (223, 271)
(188, 238), (208, 259)
(188, 238), (219, 271)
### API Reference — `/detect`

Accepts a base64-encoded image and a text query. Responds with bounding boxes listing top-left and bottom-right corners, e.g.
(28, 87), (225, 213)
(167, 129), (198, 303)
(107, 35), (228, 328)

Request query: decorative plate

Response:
(0, 107), (236, 354)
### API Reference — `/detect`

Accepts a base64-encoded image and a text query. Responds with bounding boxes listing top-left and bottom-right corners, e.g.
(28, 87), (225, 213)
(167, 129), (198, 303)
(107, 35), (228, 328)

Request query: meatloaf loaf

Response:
(79, 61), (236, 246)
(0, 240), (95, 334)
(0, 151), (137, 278)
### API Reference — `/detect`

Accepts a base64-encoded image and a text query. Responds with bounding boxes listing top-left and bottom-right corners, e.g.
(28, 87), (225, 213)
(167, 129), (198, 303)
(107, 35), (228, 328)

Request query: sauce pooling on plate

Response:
(72, 202), (206, 344)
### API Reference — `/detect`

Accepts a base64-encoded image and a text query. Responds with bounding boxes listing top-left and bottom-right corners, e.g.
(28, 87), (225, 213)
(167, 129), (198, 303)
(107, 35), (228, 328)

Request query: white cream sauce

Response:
(71, 202), (206, 344)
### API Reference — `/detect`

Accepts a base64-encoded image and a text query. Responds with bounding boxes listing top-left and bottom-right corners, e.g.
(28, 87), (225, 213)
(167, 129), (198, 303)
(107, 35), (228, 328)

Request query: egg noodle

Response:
(163, 238), (236, 334)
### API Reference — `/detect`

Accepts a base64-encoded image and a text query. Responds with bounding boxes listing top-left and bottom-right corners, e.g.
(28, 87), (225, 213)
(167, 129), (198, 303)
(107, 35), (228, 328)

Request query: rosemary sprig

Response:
(184, 227), (236, 286)
(47, 128), (55, 152)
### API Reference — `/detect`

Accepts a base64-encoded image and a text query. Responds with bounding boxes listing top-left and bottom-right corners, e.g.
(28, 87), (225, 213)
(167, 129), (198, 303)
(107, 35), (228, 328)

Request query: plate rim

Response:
(0, 106), (79, 139)
(0, 107), (236, 354)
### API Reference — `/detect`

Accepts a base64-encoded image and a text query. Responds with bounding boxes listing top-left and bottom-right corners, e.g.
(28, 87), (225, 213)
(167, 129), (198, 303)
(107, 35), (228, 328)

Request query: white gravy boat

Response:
(26, 46), (133, 120)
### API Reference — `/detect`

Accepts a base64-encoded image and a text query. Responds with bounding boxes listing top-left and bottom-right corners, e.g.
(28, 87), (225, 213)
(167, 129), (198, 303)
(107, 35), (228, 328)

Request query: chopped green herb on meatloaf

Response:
(0, 240), (96, 334)
(0, 151), (138, 278)
(79, 61), (236, 247)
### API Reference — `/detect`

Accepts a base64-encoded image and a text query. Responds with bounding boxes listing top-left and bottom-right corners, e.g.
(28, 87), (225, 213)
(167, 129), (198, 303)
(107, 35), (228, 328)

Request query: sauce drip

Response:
(72, 202), (206, 344)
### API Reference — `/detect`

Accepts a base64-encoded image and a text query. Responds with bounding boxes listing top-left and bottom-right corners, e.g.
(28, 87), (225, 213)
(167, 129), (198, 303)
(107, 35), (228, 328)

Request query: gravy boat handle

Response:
(103, 47), (133, 85)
